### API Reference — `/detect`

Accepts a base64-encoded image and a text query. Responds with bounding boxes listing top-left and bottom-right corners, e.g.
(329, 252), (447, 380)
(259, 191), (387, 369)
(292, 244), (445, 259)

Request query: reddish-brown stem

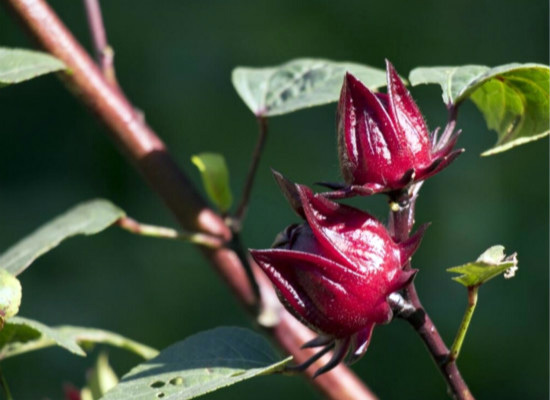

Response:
(389, 189), (474, 400)
(83, 0), (117, 85)
(1, 0), (376, 398)
(232, 116), (269, 231)
(228, 232), (262, 305)
(436, 104), (459, 152)
(273, 313), (378, 400)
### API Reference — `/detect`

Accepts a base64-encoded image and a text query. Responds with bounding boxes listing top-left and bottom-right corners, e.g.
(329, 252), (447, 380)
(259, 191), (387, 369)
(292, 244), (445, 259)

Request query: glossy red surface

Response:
(250, 184), (425, 372)
(336, 60), (461, 196)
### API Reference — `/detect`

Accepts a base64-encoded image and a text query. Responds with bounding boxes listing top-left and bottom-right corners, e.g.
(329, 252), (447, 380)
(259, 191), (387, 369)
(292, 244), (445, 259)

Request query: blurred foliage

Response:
(0, 0), (547, 399)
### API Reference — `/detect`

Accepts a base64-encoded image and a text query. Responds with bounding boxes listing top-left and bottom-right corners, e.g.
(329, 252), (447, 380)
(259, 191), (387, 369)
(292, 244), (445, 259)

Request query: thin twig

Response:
(83, 0), (117, 85)
(403, 283), (473, 400)
(448, 285), (479, 363)
(232, 116), (268, 231)
(0, 366), (13, 400)
(389, 189), (474, 400)
(229, 115), (269, 306)
(117, 216), (224, 248)
(1, 1), (376, 398)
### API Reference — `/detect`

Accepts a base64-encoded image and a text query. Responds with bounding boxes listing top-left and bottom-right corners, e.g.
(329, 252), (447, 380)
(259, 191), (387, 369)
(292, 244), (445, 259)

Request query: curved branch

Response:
(1, 0), (376, 399)
(389, 190), (473, 400)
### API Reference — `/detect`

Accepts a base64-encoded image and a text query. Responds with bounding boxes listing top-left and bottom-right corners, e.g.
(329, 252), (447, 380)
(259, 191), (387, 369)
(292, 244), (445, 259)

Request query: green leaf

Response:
(0, 316), (85, 358)
(0, 199), (125, 276)
(232, 58), (387, 116)
(0, 48), (65, 87)
(0, 322), (158, 360)
(447, 245), (518, 287)
(101, 327), (292, 400)
(409, 63), (549, 155)
(56, 327), (158, 360)
(0, 269), (22, 320)
(409, 65), (490, 104)
(191, 153), (233, 213)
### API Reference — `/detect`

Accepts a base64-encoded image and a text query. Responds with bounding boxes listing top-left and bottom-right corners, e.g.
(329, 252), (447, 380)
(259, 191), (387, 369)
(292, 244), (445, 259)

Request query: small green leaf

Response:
(409, 63), (549, 155)
(0, 269), (22, 321)
(88, 353), (119, 399)
(101, 327), (292, 400)
(191, 153), (233, 212)
(0, 199), (125, 276)
(447, 245), (518, 287)
(232, 58), (387, 116)
(0, 322), (158, 360)
(0, 48), (65, 87)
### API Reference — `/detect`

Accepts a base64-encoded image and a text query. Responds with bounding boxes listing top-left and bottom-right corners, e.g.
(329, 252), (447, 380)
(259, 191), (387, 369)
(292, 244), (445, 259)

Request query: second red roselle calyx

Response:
(326, 60), (463, 198)
(250, 173), (427, 376)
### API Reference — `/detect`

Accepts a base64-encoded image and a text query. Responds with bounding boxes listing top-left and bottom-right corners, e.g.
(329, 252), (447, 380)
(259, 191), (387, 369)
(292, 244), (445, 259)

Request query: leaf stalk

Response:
(448, 285), (479, 364)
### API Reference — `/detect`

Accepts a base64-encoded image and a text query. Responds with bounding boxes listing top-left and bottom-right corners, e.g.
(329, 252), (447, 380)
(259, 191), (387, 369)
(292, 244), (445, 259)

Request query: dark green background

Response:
(0, 0), (548, 399)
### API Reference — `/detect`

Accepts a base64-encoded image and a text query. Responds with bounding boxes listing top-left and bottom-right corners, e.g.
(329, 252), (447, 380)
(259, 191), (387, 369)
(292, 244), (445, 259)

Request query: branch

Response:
(1, 1), (376, 398)
(402, 282), (473, 400)
(389, 189), (474, 400)
(232, 115), (269, 231)
(83, 0), (117, 85)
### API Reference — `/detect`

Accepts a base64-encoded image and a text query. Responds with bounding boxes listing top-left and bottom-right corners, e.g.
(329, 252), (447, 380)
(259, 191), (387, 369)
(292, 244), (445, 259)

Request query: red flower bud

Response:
(327, 60), (462, 198)
(251, 175), (426, 376)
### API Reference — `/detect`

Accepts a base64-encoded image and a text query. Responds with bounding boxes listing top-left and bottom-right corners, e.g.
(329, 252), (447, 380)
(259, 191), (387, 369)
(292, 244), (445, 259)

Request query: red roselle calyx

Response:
(323, 60), (463, 198)
(250, 173), (427, 376)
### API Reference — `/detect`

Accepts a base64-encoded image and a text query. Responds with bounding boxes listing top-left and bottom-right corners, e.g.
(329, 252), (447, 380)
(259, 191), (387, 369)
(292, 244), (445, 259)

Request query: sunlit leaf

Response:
(101, 327), (292, 400)
(232, 58), (387, 116)
(0, 199), (125, 276)
(191, 153), (233, 213)
(409, 65), (490, 104)
(447, 245), (518, 287)
(409, 63), (549, 155)
(0, 47), (65, 87)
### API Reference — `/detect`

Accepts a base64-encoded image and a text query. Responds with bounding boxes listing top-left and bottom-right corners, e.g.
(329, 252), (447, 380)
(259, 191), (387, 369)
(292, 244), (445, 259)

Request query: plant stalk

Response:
(0, 366), (13, 400)
(448, 285), (479, 363)
(436, 103), (459, 152)
(83, 0), (117, 85)
(117, 216), (224, 248)
(232, 116), (268, 231)
(389, 188), (474, 400)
